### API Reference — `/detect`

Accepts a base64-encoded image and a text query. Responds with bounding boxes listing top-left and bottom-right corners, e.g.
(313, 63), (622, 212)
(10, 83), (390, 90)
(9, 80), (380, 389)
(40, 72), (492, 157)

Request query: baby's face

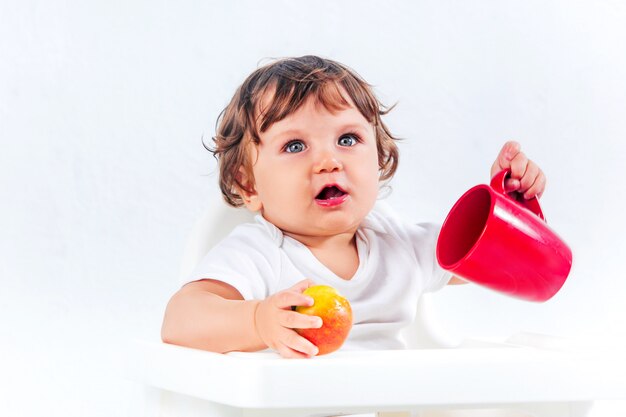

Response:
(244, 94), (380, 242)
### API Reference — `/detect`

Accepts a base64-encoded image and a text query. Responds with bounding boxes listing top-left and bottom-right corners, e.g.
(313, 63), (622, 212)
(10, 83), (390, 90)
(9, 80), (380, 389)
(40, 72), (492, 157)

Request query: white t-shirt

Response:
(186, 206), (451, 350)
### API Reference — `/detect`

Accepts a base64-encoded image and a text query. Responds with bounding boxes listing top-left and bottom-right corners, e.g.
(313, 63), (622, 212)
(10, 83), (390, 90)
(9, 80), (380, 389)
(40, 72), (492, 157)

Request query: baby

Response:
(161, 55), (546, 358)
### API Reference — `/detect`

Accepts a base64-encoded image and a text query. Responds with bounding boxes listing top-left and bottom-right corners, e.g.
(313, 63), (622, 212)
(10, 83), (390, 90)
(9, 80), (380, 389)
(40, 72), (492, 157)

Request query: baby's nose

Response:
(314, 150), (343, 173)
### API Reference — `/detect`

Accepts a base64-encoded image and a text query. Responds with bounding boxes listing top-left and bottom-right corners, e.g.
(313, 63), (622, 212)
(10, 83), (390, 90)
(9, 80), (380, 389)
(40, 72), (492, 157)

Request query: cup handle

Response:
(490, 169), (546, 221)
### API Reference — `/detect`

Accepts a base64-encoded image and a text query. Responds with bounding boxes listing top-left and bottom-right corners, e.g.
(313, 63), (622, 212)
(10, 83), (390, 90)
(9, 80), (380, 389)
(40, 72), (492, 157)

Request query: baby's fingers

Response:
(523, 171), (546, 199)
(491, 140), (521, 177)
(509, 151), (529, 181)
(274, 344), (309, 359)
(272, 290), (314, 310)
(503, 178), (521, 193)
(277, 332), (319, 358)
(272, 279), (317, 309)
(289, 279), (316, 293)
(518, 162), (540, 194)
(279, 310), (323, 330)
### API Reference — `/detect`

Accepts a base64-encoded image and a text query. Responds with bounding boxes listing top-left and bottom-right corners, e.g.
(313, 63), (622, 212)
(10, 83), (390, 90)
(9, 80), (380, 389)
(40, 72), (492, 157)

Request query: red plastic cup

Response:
(436, 169), (573, 302)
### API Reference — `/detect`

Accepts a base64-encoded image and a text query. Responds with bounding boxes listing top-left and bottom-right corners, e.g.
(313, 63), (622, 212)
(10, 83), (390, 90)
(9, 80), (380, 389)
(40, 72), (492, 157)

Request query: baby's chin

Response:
(261, 203), (371, 237)
(278, 217), (364, 241)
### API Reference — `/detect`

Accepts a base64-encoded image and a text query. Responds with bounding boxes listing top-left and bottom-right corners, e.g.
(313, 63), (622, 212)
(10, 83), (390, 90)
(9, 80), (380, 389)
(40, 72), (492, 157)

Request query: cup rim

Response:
(436, 184), (494, 270)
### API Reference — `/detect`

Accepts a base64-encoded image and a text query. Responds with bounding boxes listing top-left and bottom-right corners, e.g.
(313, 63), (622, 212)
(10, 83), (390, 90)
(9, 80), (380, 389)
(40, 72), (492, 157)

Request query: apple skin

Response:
(295, 285), (353, 355)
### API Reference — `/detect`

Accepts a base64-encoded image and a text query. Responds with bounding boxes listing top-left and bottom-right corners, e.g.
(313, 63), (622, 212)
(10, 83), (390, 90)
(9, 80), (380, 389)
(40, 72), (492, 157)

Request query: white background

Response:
(1, 1), (625, 416)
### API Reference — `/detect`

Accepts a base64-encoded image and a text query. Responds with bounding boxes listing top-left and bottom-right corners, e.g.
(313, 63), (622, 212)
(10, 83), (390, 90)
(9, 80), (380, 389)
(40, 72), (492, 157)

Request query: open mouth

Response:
(316, 185), (347, 201)
(315, 185), (348, 207)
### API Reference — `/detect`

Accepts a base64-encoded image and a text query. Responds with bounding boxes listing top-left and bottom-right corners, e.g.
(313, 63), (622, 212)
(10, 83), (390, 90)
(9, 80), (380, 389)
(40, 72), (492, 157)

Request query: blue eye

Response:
(338, 134), (358, 147)
(285, 140), (305, 153)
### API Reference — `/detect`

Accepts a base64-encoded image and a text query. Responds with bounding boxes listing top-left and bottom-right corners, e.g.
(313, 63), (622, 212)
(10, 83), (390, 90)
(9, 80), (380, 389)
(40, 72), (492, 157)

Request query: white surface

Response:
(2, 1), (626, 416)
(127, 338), (625, 415)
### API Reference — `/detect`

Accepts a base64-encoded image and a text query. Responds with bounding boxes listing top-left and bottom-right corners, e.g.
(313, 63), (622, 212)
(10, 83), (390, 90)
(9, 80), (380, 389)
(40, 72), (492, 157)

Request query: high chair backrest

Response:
(178, 201), (256, 283)
(178, 198), (458, 349)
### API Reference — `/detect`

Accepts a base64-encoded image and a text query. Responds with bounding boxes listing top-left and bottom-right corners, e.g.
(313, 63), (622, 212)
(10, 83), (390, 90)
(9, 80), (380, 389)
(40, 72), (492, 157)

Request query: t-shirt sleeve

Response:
(183, 225), (278, 300)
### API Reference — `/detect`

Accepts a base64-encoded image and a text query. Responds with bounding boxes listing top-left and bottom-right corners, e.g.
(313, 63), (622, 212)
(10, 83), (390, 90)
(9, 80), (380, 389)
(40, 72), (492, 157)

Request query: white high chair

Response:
(126, 200), (625, 417)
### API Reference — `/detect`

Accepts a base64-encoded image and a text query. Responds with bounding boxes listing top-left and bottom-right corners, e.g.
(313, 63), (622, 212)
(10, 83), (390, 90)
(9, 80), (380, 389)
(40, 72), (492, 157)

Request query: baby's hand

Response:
(491, 141), (546, 199)
(254, 279), (323, 358)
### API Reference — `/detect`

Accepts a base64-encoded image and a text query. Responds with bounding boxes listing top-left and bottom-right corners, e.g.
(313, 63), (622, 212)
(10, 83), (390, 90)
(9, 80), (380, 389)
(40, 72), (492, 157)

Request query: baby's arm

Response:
(161, 279), (322, 358)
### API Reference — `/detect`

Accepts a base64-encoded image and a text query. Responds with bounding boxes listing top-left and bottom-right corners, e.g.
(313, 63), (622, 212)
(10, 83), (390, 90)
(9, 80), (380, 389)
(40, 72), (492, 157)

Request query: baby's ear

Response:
(237, 167), (262, 212)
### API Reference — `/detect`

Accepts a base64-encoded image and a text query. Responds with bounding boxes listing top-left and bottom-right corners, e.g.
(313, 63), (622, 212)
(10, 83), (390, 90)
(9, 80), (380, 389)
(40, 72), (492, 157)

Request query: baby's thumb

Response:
(504, 178), (521, 193)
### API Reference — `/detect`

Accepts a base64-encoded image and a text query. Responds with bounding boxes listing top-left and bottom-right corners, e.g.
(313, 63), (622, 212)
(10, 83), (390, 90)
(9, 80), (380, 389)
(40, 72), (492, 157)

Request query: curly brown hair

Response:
(208, 55), (400, 207)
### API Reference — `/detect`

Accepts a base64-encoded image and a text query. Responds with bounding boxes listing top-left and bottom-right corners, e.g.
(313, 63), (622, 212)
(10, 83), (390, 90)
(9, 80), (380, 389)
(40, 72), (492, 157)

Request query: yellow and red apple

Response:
(295, 285), (353, 355)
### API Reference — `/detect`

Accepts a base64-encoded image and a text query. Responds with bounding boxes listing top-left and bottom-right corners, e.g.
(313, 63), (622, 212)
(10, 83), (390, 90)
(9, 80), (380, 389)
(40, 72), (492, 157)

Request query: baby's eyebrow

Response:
(256, 129), (299, 147)
(273, 128), (305, 139)
(274, 123), (370, 138)
(338, 123), (371, 132)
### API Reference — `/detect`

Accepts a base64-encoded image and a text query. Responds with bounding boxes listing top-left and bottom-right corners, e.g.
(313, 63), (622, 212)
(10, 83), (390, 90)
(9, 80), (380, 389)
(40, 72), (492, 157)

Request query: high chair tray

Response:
(126, 339), (626, 409)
